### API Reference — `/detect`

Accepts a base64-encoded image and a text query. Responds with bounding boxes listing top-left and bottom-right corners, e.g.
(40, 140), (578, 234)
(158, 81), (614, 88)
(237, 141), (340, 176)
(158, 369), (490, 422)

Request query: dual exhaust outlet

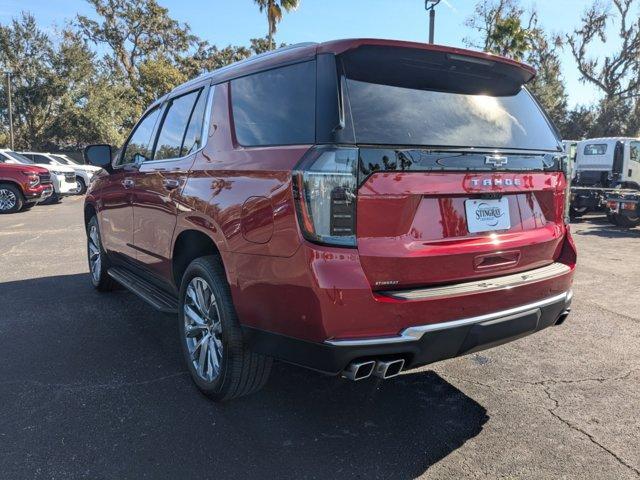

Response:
(342, 359), (405, 381)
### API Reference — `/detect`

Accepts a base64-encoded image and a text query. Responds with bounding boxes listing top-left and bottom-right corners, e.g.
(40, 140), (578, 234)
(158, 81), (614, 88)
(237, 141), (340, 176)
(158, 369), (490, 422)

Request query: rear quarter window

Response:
(630, 141), (640, 163)
(231, 61), (316, 146)
(584, 144), (607, 155)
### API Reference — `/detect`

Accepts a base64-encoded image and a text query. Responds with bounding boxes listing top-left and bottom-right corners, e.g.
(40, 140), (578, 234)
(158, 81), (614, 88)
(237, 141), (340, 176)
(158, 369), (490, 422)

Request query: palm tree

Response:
(254, 0), (300, 50)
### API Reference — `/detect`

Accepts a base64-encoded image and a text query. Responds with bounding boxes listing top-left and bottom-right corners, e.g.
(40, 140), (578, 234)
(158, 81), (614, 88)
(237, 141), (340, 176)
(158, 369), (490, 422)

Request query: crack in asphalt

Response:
(543, 386), (640, 477)
(443, 368), (640, 477)
(0, 233), (43, 258)
(580, 300), (640, 324)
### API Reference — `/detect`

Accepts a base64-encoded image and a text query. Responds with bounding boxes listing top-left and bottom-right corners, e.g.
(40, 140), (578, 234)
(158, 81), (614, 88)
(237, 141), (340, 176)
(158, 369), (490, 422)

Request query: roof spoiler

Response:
(325, 40), (535, 96)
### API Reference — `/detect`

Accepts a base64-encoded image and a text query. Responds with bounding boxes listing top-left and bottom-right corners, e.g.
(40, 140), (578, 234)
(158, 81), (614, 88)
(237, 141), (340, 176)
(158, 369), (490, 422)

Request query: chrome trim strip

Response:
(379, 263), (571, 301)
(325, 291), (571, 347)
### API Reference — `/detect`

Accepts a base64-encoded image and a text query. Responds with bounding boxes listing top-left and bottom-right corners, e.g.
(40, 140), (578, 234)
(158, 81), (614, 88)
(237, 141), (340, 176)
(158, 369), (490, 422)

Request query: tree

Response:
(562, 105), (598, 140)
(465, 0), (569, 131)
(465, 0), (530, 58)
(567, 0), (640, 136)
(76, 0), (196, 89)
(0, 13), (70, 148)
(253, 0), (299, 50)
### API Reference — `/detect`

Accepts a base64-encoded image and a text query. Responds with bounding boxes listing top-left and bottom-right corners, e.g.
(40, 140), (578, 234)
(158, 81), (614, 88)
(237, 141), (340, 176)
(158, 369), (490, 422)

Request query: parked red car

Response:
(0, 161), (53, 213)
(83, 39), (576, 401)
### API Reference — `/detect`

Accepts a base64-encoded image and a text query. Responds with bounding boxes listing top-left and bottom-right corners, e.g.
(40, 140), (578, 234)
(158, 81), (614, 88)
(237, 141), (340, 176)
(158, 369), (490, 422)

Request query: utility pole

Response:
(425, 0), (441, 44)
(4, 70), (14, 150)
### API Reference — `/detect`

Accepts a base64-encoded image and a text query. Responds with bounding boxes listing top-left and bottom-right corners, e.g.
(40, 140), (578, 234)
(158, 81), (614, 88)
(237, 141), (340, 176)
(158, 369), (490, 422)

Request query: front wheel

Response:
(569, 205), (588, 219)
(0, 184), (24, 214)
(178, 256), (272, 401)
(86, 216), (118, 291)
(76, 177), (87, 194)
(41, 192), (61, 205)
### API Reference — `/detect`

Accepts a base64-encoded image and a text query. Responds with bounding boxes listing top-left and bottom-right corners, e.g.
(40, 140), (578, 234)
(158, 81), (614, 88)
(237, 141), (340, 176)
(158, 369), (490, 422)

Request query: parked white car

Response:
(0, 149), (77, 203)
(19, 152), (101, 194)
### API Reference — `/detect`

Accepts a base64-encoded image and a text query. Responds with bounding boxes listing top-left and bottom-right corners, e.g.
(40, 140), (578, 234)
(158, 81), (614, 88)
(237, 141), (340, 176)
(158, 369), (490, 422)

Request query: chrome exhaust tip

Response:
(373, 359), (405, 379)
(555, 308), (571, 326)
(342, 360), (376, 381)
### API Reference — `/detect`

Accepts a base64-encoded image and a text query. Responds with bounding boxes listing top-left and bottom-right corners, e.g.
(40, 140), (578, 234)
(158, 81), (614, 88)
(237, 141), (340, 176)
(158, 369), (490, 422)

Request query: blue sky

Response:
(1, 0), (613, 108)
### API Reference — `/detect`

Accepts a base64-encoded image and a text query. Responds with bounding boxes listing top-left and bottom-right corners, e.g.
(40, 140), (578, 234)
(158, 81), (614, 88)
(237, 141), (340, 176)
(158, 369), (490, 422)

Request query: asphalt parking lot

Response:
(0, 196), (639, 479)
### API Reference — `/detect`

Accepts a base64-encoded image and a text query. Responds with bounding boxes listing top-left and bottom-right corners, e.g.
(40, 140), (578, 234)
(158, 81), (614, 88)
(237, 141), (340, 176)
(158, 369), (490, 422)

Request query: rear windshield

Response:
(345, 79), (560, 151)
(584, 144), (607, 155)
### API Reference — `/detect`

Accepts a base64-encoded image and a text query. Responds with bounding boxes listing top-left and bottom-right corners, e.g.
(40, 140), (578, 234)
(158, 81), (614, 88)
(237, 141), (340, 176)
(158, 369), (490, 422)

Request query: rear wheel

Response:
(0, 184), (23, 214)
(178, 256), (272, 401)
(86, 216), (118, 291)
(606, 213), (618, 225)
(614, 213), (640, 228)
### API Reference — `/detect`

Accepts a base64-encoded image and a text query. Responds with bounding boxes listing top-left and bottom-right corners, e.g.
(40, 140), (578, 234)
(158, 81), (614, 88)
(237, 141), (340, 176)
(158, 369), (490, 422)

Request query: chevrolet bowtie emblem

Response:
(485, 155), (508, 167)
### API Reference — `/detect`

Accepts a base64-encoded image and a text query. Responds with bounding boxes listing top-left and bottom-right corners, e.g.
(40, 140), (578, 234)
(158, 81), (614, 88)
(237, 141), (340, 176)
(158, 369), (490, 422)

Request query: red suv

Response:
(0, 162), (53, 213)
(84, 39), (576, 401)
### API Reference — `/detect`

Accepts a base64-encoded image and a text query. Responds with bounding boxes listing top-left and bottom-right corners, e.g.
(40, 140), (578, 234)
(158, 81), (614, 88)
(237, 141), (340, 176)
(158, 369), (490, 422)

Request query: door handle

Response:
(163, 179), (181, 190)
(122, 178), (135, 189)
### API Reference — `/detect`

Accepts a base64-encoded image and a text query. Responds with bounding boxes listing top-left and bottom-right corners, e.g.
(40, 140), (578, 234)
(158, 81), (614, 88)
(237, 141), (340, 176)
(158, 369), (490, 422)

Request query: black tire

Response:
(41, 192), (61, 205)
(86, 216), (118, 291)
(178, 256), (272, 401)
(614, 213), (640, 228)
(606, 213), (618, 225)
(76, 177), (87, 194)
(569, 205), (588, 219)
(0, 183), (24, 214)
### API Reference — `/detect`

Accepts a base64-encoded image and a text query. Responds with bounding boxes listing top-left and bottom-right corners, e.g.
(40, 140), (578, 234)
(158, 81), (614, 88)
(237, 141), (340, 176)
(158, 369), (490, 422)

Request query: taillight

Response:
(292, 146), (358, 247)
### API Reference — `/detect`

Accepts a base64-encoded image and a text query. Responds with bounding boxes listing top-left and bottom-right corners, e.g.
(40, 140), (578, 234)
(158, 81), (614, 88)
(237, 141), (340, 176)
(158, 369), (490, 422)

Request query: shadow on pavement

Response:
(572, 216), (640, 239)
(0, 274), (488, 479)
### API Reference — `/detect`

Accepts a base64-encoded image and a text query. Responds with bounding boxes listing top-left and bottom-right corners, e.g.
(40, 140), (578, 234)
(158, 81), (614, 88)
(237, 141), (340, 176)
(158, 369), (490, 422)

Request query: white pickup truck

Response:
(0, 149), (77, 203)
(20, 152), (102, 194)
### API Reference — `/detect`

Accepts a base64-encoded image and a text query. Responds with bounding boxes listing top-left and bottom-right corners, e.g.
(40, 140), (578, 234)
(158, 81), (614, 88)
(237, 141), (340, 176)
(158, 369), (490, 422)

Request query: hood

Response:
(35, 163), (75, 174)
(76, 164), (103, 173)
(0, 163), (49, 174)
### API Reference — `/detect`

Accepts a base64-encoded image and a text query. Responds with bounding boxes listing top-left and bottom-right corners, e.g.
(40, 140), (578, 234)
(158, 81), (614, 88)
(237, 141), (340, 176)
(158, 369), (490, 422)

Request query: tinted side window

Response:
(181, 87), (210, 156)
(231, 61), (316, 146)
(31, 154), (54, 164)
(584, 144), (607, 155)
(154, 90), (200, 160)
(120, 107), (161, 165)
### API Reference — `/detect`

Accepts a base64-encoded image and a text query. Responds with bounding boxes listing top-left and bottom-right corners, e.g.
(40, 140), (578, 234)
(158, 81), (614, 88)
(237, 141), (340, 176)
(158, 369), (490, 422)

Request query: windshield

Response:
(4, 151), (34, 164)
(345, 79), (561, 151)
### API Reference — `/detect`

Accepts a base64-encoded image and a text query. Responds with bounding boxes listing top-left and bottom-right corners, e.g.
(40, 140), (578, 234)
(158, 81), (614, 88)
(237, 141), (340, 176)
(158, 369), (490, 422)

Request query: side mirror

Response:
(84, 144), (113, 171)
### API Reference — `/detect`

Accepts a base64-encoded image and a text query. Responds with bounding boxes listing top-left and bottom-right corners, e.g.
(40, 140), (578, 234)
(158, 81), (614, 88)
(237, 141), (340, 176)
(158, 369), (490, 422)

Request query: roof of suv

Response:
(166, 38), (537, 100)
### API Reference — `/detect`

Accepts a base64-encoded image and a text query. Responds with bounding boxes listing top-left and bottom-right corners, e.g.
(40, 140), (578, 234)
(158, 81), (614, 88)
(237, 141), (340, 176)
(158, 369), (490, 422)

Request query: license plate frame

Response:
(465, 197), (511, 233)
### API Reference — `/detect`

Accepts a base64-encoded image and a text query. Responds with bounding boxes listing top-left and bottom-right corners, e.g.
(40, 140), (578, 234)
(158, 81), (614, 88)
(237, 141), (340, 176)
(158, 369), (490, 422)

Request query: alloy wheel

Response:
(183, 277), (224, 382)
(0, 188), (17, 211)
(88, 225), (102, 282)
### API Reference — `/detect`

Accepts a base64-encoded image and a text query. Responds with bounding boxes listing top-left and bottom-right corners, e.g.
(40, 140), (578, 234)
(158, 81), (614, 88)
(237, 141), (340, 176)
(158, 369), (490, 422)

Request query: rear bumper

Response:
(243, 291), (573, 375)
(234, 232), (576, 374)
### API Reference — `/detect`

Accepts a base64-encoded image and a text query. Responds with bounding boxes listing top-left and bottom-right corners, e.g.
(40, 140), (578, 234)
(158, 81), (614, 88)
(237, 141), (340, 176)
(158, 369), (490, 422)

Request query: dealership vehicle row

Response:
(0, 149), (101, 212)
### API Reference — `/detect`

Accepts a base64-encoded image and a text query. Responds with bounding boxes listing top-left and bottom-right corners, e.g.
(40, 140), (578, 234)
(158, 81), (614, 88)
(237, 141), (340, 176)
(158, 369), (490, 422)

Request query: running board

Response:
(107, 267), (178, 314)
